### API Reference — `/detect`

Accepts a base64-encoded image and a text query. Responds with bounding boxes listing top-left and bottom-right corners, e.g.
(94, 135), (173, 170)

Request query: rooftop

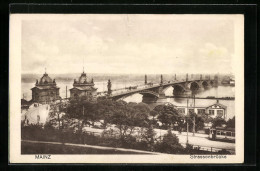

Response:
(73, 71), (95, 87)
(33, 72), (58, 87)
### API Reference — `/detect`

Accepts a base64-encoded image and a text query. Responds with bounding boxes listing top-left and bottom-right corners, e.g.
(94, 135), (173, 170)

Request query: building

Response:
(230, 79), (235, 86)
(22, 103), (50, 126)
(70, 71), (97, 101)
(31, 72), (61, 103)
(205, 101), (227, 119)
(175, 100), (227, 120)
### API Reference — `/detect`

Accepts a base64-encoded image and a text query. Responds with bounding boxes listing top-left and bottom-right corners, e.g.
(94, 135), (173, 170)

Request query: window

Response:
(178, 108), (185, 114)
(220, 131), (226, 136)
(232, 132), (235, 137)
(226, 131), (231, 136)
(198, 109), (205, 114)
(189, 109), (194, 114)
(217, 110), (224, 117)
(217, 131), (221, 135)
(209, 110), (215, 115)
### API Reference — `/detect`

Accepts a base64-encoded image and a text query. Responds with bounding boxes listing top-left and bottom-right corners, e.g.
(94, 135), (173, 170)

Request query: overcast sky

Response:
(22, 14), (236, 75)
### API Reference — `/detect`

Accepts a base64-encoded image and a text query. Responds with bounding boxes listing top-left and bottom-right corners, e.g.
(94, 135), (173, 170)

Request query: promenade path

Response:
(154, 129), (235, 152)
(22, 140), (162, 155)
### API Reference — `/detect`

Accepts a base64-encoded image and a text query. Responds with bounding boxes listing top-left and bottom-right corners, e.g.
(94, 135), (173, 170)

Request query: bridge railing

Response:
(97, 78), (211, 97)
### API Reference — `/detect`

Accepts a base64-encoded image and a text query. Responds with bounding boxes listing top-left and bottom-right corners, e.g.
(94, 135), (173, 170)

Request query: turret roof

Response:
(40, 73), (53, 84)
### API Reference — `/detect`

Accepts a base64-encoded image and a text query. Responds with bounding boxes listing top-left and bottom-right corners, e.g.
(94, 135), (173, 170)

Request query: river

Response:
(22, 79), (235, 120)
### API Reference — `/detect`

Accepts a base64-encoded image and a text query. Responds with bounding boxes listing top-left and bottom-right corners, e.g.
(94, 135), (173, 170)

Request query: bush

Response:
(218, 149), (231, 155)
(185, 143), (194, 154)
(204, 128), (210, 134)
(154, 129), (184, 154)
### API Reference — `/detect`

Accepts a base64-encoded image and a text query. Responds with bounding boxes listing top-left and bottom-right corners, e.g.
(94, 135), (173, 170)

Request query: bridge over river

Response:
(99, 74), (218, 103)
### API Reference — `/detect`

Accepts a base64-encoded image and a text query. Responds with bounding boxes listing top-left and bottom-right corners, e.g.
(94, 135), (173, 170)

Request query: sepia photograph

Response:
(9, 14), (244, 163)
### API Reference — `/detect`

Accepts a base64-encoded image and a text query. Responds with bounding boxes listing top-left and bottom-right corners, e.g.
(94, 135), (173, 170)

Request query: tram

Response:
(209, 127), (235, 143)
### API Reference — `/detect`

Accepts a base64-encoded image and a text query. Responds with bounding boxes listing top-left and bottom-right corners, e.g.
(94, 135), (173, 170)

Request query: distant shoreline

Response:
(166, 96), (235, 100)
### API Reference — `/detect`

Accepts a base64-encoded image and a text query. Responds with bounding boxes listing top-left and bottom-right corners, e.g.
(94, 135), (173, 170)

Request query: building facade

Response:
(175, 100), (227, 120)
(31, 72), (60, 103)
(70, 71), (97, 101)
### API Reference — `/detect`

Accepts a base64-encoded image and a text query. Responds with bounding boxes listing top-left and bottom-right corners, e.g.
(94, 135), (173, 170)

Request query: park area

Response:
(21, 98), (235, 155)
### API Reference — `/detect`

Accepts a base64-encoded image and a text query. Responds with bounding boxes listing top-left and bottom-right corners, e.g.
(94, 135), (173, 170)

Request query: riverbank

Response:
(165, 96), (235, 100)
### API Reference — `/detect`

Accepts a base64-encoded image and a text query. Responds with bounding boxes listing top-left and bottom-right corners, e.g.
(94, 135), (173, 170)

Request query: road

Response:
(155, 129), (235, 151)
(83, 126), (235, 153)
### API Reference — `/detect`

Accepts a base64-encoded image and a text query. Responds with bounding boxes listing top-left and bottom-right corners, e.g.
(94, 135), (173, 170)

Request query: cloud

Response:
(195, 43), (233, 73)
(21, 15), (235, 74)
(92, 26), (102, 31)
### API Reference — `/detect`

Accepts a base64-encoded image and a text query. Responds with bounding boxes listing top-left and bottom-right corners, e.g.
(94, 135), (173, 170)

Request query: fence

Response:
(180, 143), (235, 154)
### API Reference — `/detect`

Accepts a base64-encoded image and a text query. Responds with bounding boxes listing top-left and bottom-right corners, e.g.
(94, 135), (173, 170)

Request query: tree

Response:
(186, 112), (205, 132)
(142, 124), (156, 151)
(212, 117), (227, 128)
(94, 99), (123, 128)
(153, 104), (182, 129)
(226, 116), (235, 128)
(109, 101), (149, 140)
(154, 129), (184, 154)
(66, 100), (97, 143)
(47, 101), (69, 130)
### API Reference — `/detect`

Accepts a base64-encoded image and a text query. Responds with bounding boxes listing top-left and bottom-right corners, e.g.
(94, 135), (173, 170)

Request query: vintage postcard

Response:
(9, 14), (244, 163)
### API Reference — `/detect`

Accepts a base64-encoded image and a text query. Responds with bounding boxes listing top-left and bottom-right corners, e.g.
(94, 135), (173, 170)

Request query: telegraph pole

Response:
(66, 86), (67, 99)
(193, 94), (196, 136)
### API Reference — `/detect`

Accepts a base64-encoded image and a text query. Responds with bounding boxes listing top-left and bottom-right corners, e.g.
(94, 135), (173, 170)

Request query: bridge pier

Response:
(142, 94), (158, 103)
(196, 81), (204, 91)
(173, 88), (191, 96)
(213, 81), (218, 87)
(213, 75), (218, 87)
(158, 86), (166, 99)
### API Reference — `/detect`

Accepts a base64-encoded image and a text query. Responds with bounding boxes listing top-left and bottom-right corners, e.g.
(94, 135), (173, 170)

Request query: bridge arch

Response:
(113, 90), (159, 101)
(202, 81), (209, 88)
(173, 84), (185, 95)
(139, 90), (159, 98)
(189, 81), (200, 91)
(161, 85), (174, 94)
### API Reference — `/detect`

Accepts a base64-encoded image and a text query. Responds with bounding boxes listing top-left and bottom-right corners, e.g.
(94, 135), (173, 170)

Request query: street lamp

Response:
(192, 94), (196, 136)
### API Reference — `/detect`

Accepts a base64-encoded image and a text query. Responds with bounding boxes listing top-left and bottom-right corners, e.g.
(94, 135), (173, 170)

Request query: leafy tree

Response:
(66, 100), (97, 143)
(47, 101), (69, 130)
(212, 117), (227, 128)
(109, 101), (149, 140)
(186, 112), (205, 132)
(142, 124), (156, 151)
(149, 110), (159, 126)
(226, 116), (235, 128)
(154, 129), (184, 154)
(153, 104), (182, 129)
(94, 99), (124, 128)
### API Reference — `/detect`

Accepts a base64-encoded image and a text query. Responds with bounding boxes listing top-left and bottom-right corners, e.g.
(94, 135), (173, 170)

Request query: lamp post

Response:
(193, 94), (196, 136)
